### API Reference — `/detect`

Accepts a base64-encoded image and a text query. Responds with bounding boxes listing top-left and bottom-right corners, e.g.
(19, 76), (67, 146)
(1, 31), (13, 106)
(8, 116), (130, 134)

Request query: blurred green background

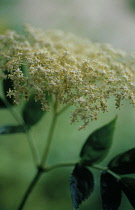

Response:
(0, 0), (135, 210)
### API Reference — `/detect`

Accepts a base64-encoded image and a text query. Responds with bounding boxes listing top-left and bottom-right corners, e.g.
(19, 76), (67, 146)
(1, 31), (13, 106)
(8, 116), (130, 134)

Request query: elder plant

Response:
(0, 25), (135, 210)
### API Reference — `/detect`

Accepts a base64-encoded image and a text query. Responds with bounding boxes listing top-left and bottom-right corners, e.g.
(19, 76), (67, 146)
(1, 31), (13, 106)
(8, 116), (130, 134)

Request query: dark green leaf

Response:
(100, 171), (121, 210)
(108, 148), (135, 174)
(0, 125), (25, 134)
(3, 76), (15, 105)
(80, 117), (117, 165)
(121, 177), (135, 208)
(22, 95), (45, 127)
(0, 98), (6, 108)
(70, 164), (94, 210)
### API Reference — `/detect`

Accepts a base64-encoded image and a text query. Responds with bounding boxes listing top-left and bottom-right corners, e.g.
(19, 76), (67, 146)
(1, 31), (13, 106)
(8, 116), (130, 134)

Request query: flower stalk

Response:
(17, 167), (43, 210)
(40, 113), (58, 167)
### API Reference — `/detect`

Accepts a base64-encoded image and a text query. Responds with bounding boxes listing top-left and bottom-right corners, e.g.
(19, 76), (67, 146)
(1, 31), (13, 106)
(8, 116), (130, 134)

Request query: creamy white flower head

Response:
(1, 25), (135, 129)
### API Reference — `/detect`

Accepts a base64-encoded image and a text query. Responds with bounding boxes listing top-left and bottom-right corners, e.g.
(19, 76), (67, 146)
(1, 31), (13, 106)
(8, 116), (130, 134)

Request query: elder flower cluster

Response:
(0, 25), (135, 129)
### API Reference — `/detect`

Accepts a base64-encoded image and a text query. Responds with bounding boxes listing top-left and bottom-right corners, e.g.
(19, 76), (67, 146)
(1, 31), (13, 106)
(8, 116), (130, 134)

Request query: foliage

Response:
(69, 118), (135, 209)
(80, 117), (116, 165)
(108, 148), (135, 174)
(1, 93), (135, 209)
(70, 164), (94, 210)
(22, 95), (45, 127)
(0, 26), (135, 210)
(100, 171), (121, 210)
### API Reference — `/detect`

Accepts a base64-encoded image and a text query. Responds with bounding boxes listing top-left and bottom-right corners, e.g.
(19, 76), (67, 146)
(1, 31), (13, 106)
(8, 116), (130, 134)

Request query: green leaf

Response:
(121, 177), (135, 208)
(0, 125), (25, 134)
(3, 76), (15, 105)
(100, 171), (122, 210)
(80, 117), (117, 165)
(70, 164), (94, 210)
(108, 148), (135, 174)
(0, 98), (6, 108)
(22, 95), (45, 127)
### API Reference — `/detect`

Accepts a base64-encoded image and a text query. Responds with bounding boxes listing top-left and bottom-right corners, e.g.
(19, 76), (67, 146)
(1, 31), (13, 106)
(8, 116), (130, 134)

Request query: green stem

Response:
(3, 97), (40, 166)
(16, 97), (71, 209)
(92, 164), (108, 171)
(45, 162), (77, 172)
(40, 95), (60, 167)
(107, 169), (121, 180)
(16, 161), (121, 210)
(3, 98), (23, 125)
(25, 129), (40, 166)
(40, 113), (57, 167)
(45, 162), (120, 180)
(46, 161), (121, 180)
(17, 168), (43, 210)
(57, 104), (70, 116)
(92, 164), (121, 180)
